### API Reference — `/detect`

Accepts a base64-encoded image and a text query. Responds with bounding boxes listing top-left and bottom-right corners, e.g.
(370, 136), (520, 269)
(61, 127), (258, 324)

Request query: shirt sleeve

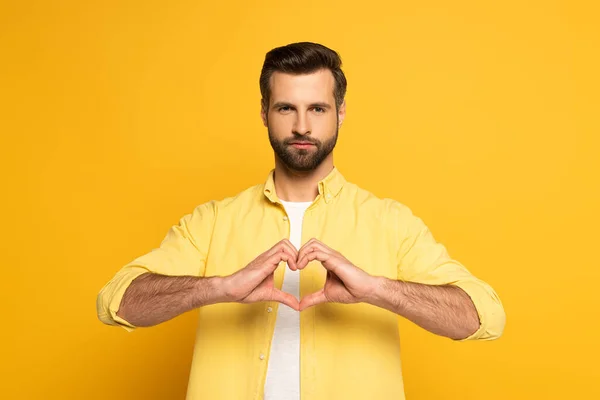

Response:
(390, 200), (506, 341)
(96, 200), (217, 332)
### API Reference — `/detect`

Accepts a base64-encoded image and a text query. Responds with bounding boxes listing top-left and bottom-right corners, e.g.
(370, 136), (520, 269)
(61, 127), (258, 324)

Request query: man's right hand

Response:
(221, 239), (299, 310)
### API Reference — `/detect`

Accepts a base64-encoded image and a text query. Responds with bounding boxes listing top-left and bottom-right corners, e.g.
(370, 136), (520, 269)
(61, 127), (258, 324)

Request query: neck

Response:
(273, 155), (334, 202)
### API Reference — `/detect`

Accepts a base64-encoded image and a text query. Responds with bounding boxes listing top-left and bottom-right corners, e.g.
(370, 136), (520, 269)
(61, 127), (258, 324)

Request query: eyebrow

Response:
(271, 101), (333, 110)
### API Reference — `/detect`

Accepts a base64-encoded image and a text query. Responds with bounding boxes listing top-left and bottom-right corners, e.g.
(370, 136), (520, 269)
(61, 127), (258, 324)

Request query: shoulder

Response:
(342, 180), (414, 220)
(188, 181), (266, 217)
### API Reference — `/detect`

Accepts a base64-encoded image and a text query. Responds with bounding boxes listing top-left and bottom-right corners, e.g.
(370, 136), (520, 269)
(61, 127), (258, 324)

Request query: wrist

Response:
(198, 275), (230, 306)
(364, 275), (387, 306)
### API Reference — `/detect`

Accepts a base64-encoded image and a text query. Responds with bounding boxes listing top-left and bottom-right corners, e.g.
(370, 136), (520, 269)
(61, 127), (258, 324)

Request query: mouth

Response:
(289, 142), (316, 149)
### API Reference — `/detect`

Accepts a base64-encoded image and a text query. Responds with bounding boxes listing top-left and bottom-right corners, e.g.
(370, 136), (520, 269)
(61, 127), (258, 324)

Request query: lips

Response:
(290, 142), (315, 149)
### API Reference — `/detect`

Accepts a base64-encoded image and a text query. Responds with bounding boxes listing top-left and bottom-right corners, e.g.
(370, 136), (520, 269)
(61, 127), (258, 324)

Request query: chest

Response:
(203, 203), (398, 283)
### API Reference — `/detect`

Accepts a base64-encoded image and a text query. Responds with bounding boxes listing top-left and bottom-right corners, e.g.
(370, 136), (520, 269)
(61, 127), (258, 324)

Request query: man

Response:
(97, 42), (505, 400)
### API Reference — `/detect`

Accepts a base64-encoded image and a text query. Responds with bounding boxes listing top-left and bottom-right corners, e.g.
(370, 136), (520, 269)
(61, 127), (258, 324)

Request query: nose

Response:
(292, 111), (311, 136)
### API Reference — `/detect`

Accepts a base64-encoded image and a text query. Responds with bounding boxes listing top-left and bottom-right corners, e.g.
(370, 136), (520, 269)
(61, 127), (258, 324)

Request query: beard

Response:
(268, 124), (339, 172)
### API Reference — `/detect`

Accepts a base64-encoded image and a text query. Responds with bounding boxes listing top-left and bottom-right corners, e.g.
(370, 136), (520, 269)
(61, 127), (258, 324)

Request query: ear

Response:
(337, 100), (346, 128)
(260, 99), (268, 127)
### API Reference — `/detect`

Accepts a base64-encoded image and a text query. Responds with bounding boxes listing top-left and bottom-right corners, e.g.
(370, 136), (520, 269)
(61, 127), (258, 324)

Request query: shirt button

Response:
(259, 354), (265, 360)
(267, 307), (273, 313)
(283, 216), (288, 221)
(326, 194), (332, 199)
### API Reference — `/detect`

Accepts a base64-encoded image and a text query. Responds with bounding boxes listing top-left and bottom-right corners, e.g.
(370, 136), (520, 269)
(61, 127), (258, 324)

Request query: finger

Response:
(266, 240), (298, 270)
(295, 249), (312, 270)
(269, 288), (300, 311)
(264, 243), (297, 270)
(313, 240), (339, 256)
(280, 238), (298, 254)
(298, 237), (318, 254)
(279, 240), (299, 270)
(299, 289), (328, 311)
(297, 240), (330, 265)
(257, 252), (292, 281)
(265, 239), (290, 257)
(280, 244), (299, 271)
(299, 238), (333, 251)
(297, 250), (335, 272)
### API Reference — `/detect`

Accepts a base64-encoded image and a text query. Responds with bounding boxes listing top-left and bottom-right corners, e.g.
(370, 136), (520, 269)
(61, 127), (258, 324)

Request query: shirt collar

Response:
(263, 166), (346, 204)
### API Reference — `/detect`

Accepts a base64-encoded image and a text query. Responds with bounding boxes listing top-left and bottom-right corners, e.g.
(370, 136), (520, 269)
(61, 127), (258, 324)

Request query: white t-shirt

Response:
(263, 199), (312, 400)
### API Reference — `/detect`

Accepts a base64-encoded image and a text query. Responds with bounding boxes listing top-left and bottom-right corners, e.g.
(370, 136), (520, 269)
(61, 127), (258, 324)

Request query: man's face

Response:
(261, 69), (346, 172)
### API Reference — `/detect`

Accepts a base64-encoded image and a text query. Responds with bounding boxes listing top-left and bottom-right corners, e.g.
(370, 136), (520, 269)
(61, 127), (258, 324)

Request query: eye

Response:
(278, 106), (292, 113)
(313, 107), (325, 113)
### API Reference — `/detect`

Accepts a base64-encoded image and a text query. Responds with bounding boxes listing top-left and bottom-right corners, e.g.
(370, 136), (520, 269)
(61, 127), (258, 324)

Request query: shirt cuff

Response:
(97, 267), (149, 332)
(451, 279), (506, 341)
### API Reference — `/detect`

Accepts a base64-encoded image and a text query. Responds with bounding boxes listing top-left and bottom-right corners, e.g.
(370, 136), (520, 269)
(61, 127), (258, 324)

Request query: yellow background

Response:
(1, 1), (598, 398)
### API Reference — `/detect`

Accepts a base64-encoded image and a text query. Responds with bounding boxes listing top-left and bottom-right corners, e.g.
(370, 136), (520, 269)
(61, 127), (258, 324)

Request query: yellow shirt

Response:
(97, 167), (505, 400)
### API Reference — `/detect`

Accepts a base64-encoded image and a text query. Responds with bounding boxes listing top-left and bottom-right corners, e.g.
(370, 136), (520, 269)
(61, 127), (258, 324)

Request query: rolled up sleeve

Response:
(96, 201), (217, 332)
(391, 200), (506, 341)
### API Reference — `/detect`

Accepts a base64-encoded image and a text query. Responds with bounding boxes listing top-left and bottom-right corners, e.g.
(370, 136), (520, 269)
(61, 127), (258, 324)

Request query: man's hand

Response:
(222, 239), (300, 310)
(295, 238), (377, 311)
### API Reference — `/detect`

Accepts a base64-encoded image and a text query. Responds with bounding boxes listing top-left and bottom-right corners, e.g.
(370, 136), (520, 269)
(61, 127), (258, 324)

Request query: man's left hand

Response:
(294, 238), (378, 311)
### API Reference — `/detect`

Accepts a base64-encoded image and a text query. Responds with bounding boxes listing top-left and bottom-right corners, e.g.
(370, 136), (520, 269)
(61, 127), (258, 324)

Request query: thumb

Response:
(267, 288), (299, 311)
(299, 289), (328, 311)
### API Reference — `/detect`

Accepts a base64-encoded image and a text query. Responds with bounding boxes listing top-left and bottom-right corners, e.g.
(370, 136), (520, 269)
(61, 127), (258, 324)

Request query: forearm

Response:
(367, 277), (480, 340)
(116, 272), (226, 327)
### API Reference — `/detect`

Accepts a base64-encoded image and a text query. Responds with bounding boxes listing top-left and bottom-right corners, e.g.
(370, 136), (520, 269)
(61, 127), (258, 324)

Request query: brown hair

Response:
(259, 42), (347, 111)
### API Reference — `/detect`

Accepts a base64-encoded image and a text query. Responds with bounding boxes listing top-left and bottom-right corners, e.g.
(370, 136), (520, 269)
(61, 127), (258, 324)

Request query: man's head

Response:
(260, 42), (347, 172)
